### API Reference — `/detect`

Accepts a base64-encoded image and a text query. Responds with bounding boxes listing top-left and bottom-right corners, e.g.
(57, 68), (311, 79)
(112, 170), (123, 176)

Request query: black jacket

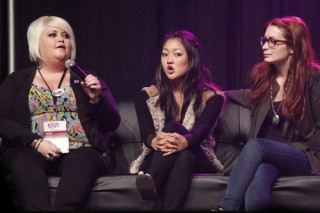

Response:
(225, 70), (320, 174)
(0, 67), (120, 157)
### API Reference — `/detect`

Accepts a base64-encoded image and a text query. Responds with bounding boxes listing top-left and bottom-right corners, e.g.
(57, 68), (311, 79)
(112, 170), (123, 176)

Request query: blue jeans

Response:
(218, 138), (311, 211)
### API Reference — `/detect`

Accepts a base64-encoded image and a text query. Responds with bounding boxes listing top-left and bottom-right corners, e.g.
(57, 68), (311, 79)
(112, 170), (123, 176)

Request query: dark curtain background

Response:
(0, 0), (8, 83)
(1, 0), (320, 100)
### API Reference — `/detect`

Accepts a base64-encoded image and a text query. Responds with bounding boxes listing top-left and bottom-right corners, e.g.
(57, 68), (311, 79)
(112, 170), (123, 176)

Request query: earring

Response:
(36, 60), (41, 69)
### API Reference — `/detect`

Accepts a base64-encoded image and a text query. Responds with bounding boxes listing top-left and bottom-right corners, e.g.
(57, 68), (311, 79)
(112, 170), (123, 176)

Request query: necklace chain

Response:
(37, 68), (67, 120)
(270, 87), (283, 114)
(38, 68), (67, 105)
(270, 75), (291, 125)
(38, 69), (66, 92)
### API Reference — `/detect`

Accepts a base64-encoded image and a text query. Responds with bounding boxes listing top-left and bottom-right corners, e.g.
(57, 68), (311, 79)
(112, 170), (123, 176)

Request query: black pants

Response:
(0, 168), (17, 210)
(140, 121), (217, 210)
(0, 146), (109, 211)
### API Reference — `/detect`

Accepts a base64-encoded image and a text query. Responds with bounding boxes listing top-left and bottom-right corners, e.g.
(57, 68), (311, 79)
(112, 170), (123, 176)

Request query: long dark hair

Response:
(154, 30), (221, 120)
(250, 16), (320, 122)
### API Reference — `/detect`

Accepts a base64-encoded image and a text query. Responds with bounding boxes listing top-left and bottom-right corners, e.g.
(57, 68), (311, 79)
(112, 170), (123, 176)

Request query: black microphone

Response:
(65, 59), (88, 81)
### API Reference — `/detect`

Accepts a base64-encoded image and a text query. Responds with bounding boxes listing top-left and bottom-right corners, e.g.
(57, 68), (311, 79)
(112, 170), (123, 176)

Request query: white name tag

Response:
(43, 120), (69, 153)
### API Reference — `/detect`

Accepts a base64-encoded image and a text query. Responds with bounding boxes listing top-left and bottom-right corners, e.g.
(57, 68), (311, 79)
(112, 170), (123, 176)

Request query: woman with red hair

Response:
(213, 16), (320, 211)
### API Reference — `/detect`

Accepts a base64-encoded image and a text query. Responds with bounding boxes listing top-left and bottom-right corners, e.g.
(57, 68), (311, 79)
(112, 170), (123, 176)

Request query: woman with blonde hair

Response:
(0, 16), (120, 211)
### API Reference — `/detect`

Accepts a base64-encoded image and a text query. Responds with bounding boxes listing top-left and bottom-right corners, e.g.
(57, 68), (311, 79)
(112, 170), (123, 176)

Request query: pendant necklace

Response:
(38, 68), (67, 108)
(270, 75), (290, 125)
(270, 91), (282, 125)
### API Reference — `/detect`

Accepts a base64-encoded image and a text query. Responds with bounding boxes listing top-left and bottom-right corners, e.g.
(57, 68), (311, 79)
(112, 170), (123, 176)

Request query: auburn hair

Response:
(250, 16), (319, 123)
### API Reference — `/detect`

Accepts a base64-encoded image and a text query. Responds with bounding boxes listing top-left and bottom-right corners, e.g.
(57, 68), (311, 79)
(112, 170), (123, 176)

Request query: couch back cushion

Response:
(109, 101), (142, 175)
(215, 96), (250, 144)
(111, 92), (251, 175)
(214, 94), (251, 174)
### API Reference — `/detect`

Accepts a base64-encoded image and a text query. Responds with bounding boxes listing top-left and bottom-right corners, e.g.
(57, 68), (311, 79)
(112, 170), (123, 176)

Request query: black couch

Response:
(3, 90), (320, 211)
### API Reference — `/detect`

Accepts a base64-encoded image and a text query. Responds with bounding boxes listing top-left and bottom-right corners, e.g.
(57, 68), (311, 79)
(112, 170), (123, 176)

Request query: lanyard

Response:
(38, 68), (67, 114)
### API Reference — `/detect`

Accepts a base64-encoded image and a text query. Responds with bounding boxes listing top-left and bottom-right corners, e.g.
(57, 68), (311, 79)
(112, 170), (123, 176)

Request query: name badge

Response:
(43, 120), (69, 153)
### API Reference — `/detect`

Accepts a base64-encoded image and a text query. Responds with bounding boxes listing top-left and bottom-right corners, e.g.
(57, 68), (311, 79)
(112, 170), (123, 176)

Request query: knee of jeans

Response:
(245, 138), (263, 150)
(162, 121), (188, 134)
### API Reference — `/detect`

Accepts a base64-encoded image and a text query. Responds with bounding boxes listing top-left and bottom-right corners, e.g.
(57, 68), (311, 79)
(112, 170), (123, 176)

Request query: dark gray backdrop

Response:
(1, 0), (320, 100)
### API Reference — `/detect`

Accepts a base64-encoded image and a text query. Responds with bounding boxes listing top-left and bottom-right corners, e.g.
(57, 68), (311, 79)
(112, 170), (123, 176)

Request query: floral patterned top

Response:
(28, 84), (89, 149)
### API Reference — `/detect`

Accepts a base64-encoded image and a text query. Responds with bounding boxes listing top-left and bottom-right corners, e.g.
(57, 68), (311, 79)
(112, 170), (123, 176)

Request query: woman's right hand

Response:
(37, 140), (62, 160)
(151, 132), (181, 155)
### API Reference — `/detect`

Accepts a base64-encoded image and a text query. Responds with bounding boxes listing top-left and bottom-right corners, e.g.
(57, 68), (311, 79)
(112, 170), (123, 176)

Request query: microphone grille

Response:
(65, 59), (76, 69)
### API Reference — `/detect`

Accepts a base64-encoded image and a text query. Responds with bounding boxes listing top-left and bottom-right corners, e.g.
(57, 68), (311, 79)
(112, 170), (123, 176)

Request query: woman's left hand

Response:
(162, 132), (188, 156)
(81, 74), (101, 103)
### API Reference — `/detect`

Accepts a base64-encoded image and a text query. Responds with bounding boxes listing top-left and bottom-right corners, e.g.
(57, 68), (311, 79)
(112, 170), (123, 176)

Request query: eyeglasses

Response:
(260, 37), (288, 48)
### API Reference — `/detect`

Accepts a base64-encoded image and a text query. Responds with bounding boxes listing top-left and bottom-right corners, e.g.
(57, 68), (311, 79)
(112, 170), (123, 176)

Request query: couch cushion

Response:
(270, 175), (320, 211)
(110, 101), (142, 175)
(45, 174), (320, 211)
(110, 98), (251, 175)
(214, 96), (251, 174)
(215, 97), (250, 145)
(49, 175), (142, 210)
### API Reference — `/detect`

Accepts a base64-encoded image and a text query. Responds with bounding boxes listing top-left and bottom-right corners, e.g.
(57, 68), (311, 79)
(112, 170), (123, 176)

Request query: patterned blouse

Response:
(28, 84), (89, 149)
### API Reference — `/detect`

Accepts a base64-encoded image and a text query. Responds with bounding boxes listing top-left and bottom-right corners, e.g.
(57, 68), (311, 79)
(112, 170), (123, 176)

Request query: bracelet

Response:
(31, 138), (39, 148)
(35, 139), (44, 151)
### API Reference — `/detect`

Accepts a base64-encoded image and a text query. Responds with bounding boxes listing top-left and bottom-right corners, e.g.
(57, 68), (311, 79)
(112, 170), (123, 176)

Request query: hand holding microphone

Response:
(65, 59), (101, 102)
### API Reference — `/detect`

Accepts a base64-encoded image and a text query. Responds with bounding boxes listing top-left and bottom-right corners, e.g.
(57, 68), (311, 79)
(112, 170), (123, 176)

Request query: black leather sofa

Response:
(2, 90), (320, 211)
